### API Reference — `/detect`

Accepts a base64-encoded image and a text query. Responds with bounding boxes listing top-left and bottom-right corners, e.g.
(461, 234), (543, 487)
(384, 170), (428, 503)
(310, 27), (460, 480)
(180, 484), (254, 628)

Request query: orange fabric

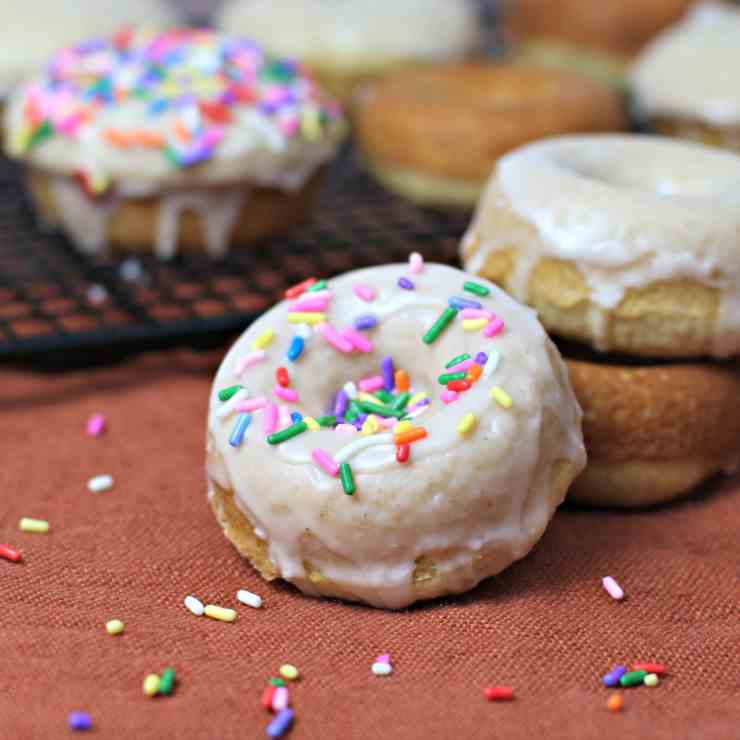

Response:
(1, 351), (739, 738)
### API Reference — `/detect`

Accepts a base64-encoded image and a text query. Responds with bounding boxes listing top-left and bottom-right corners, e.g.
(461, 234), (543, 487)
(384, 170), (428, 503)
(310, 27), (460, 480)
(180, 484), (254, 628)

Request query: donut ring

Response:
(354, 63), (626, 208)
(566, 356), (740, 507)
(206, 262), (586, 608)
(461, 135), (740, 359)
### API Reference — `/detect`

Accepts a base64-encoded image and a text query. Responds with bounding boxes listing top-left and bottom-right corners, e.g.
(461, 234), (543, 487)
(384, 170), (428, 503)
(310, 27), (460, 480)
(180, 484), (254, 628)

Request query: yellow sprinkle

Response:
(490, 387), (513, 408)
(204, 604), (237, 623)
(357, 392), (378, 403)
(143, 674), (161, 697)
(644, 673), (660, 687)
(286, 312), (326, 325)
(393, 420), (413, 435)
(279, 664), (300, 681)
(456, 413), (478, 436)
(304, 416), (320, 432)
(361, 415), (380, 436)
(252, 329), (275, 350)
(19, 517), (50, 533)
(105, 619), (124, 636)
(462, 318), (488, 332)
(408, 392), (428, 406)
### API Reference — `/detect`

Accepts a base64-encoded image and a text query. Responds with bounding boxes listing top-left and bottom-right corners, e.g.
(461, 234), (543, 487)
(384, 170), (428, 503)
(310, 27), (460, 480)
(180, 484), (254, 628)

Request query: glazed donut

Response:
(4, 28), (345, 259)
(217, 0), (481, 102)
(566, 355), (740, 507)
(206, 261), (586, 609)
(354, 63), (626, 208)
(461, 134), (740, 359)
(630, 3), (740, 152)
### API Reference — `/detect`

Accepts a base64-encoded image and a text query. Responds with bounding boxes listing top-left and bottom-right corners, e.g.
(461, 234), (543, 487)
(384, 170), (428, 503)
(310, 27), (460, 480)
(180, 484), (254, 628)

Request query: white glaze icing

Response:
(206, 263), (586, 608)
(461, 134), (740, 358)
(629, 3), (740, 127)
(217, 0), (480, 73)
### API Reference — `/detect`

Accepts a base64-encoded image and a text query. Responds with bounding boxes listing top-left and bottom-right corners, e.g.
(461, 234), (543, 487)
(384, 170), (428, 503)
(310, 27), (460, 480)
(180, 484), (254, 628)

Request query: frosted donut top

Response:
(630, 3), (740, 126)
(206, 260), (585, 608)
(4, 27), (345, 192)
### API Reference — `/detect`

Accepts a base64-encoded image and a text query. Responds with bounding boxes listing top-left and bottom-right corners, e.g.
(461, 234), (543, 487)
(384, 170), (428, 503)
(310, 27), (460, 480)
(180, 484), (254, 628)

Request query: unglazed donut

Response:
(461, 134), (740, 359)
(206, 262), (586, 609)
(217, 0), (481, 103)
(354, 64), (626, 208)
(3, 28), (345, 259)
(630, 3), (740, 152)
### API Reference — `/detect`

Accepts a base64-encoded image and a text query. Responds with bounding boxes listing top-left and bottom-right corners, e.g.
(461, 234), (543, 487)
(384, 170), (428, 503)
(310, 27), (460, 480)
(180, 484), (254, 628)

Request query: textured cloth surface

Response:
(1, 351), (739, 739)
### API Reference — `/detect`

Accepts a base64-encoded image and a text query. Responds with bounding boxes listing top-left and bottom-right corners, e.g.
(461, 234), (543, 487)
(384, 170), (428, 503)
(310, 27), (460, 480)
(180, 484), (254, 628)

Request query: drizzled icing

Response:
(206, 262), (586, 608)
(461, 135), (740, 358)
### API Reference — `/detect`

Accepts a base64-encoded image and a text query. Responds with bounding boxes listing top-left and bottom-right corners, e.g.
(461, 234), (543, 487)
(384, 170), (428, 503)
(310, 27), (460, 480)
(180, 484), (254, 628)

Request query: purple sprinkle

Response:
(398, 277), (414, 290)
(354, 314), (377, 331)
(602, 665), (627, 687)
(68, 711), (92, 731)
(334, 389), (349, 417)
(475, 352), (488, 366)
(449, 296), (482, 310)
(381, 356), (395, 392)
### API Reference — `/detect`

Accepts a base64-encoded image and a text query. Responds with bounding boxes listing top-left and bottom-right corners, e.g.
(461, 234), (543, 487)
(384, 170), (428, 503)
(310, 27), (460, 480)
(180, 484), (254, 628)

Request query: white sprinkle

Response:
(483, 350), (500, 379)
(342, 381), (358, 400)
(236, 589), (263, 609)
(216, 388), (249, 419)
(87, 474), (114, 493)
(184, 595), (205, 616)
(86, 284), (108, 305)
(372, 662), (393, 676)
(334, 434), (394, 464)
(602, 576), (625, 601)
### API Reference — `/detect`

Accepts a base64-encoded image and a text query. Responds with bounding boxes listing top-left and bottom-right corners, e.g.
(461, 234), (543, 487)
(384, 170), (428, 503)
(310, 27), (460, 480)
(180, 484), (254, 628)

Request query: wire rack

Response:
(0, 152), (469, 363)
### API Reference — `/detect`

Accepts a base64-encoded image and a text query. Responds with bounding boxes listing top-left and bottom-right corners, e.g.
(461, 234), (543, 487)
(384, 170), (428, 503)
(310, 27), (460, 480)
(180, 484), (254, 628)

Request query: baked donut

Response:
(565, 355), (740, 508)
(461, 134), (740, 358)
(354, 63), (626, 208)
(206, 261), (586, 608)
(630, 3), (740, 152)
(3, 28), (345, 258)
(216, 0), (481, 103)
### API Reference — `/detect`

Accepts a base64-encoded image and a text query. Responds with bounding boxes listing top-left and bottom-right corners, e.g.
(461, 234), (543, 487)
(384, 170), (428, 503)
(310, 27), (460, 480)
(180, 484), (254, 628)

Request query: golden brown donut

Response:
(353, 63), (626, 208)
(565, 357), (740, 507)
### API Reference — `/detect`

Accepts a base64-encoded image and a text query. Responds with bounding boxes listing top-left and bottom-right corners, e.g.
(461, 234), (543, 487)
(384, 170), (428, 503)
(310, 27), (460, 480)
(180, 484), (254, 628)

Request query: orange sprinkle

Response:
(174, 120), (192, 143)
(394, 369), (410, 393)
(393, 428), (427, 446)
(131, 130), (166, 148)
(103, 128), (131, 148)
(466, 363), (483, 383)
(607, 694), (624, 712)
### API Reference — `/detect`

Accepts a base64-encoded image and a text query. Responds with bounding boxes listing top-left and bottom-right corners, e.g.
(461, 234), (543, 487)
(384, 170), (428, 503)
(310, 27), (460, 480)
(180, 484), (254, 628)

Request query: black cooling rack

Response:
(0, 153), (469, 363)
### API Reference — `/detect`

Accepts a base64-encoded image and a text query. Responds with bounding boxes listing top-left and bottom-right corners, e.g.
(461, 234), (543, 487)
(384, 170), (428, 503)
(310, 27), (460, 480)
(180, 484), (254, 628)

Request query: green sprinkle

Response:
(218, 385), (243, 402)
(267, 421), (308, 445)
(423, 307), (458, 345)
(620, 671), (648, 687)
(463, 281), (490, 297)
(445, 353), (471, 369)
(158, 667), (176, 695)
(315, 415), (337, 428)
(269, 677), (287, 687)
(375, 390), (394, 404)
(340, 463), (355, 495)
(356, 401), (405, 418)
(438, 372), (466, 384)
(391, 392), (411, 411)
(307, 279), (327, 293)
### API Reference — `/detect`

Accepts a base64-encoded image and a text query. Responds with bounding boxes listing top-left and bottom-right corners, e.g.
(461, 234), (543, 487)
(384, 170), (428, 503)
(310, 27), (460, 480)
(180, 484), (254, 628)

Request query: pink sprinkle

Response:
(359, 376), (384, 393)
(263, 403), (278, 435)
(234, 397), (267, 413)
(484, 317), (505, 338)
(376, 653), (391, 664)
(235, 350), (267, 375)
(335, 423), (358, 435)
(318, 322), (354, 353)
(278, 405), (292, 430)
(461, 308), (495, 320)
(353, 284), (376, 302)
(274, 386), (299, 403)
(342, 327), (374, 353)
(441, 390), (459, 404)
(289, 297), (330, 312)
(446, 358), (474, 373)
(602, 576), (625, 601)
(409, 252), (424, 274)
(312, 448), (339, 477)
(86, 413), (106, 437)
